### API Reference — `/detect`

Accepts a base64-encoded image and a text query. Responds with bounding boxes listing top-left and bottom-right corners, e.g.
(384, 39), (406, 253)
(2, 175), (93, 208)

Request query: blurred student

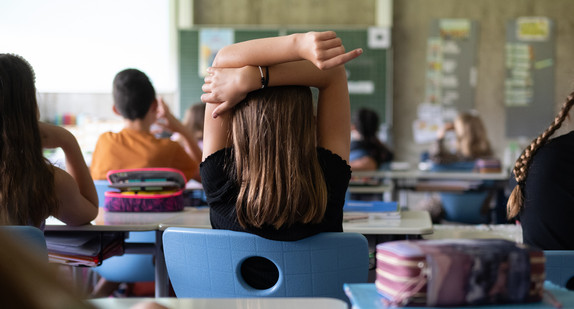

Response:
(508, 92), (574, 250)
(350, 107), (393, 171)
(420, 111), (495, 223)
(0, 54), (98, 228)
(175, 102), (206, 150)
(90, 68), (201, 182)
(0, 228), (168, 309)
(430, 111), (494, 164)
(0, 229), (95, 309)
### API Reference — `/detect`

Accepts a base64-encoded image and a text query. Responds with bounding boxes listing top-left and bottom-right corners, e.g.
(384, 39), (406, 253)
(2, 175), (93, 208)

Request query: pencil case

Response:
(375, 238), (545, 307)
(104, 168), (186, 212)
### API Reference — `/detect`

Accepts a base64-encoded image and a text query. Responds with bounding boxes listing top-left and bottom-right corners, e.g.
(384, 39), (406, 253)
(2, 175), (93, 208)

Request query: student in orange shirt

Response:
(90, 68), (201, 181)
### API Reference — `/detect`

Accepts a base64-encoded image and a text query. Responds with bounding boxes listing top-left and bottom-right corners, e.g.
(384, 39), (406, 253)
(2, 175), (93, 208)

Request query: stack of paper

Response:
(45, 231), (124, 267)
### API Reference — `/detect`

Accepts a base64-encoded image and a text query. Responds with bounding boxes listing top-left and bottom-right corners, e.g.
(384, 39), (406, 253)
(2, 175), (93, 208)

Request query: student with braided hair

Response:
(507, 92), (574, 250)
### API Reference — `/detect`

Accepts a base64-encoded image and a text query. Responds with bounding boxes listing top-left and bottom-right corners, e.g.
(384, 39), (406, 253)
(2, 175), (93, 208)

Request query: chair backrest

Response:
(0, 226), (48, 261)
(440, 191), (490, 224)
(544, 251), (574, 289)
(94, 180), (111, 208)
(163, 227), (369, 301)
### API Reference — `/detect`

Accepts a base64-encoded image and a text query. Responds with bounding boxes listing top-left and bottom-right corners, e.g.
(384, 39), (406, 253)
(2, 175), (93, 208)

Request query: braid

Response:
(507, 92), (574, 218)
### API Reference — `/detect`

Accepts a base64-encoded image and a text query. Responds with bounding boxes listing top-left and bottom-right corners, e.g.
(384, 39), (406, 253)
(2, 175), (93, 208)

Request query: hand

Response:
(38, 121), (73, 149)
(438, 122), (454, 139)
(298, 31), (363, 70)
(201, 66), (256, 118)
(155, 98), (184, 133)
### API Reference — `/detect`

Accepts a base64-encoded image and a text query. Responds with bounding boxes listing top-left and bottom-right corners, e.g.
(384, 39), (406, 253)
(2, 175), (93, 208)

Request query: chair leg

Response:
(90, 278), (121, 298)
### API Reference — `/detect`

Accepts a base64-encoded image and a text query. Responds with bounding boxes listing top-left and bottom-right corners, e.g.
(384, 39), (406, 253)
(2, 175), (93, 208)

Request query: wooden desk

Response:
(350, 170), (509, 223)
(424, 224), (523, 243)
(352, 169), (509, 181)
(159, 208), (433, 236)
(89, 297), (348, 309)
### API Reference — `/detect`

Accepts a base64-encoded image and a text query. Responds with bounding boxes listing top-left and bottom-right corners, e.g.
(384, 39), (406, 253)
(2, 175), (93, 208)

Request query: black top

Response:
(200, 147), (351, 241)
(510, 131), (574, 250)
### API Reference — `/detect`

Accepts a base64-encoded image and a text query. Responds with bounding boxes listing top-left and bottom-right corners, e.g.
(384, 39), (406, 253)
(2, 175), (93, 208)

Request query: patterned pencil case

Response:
(375, 238), (545, 307)
(104, 168), (186, 212)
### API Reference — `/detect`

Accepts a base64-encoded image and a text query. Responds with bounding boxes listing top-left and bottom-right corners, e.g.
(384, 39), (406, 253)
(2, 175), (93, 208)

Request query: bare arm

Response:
(201, 31), (362, 161)
(39, 122), (98, 225)
(155, 98), (202, 165)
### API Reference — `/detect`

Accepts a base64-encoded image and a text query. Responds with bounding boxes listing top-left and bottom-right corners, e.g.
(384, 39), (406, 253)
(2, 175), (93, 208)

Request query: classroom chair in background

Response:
(430, 162), (493, 224)
(163, 227), (369, 302)
(544, 251), (574, 290)
(0, 225), (48, 261)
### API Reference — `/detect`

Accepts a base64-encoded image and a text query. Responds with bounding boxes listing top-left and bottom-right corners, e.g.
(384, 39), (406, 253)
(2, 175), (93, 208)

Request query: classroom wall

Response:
(191, 0), (574, 166)
(392, 0), (574, 166)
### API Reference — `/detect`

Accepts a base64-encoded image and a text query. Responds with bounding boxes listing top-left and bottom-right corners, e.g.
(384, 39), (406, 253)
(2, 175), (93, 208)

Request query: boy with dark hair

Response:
(90, 68), (201, 181)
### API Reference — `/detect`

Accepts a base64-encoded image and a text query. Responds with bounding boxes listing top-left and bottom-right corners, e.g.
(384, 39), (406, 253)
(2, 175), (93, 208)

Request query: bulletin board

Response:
(424, 19), (479, 116)
(505, 17), (555, 138)
(179, 28), (391, 124)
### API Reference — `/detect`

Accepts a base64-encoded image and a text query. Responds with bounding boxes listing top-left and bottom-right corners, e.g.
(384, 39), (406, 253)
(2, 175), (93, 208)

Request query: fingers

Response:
(211, 102), (232, 119)
(318, 48), (363, 70)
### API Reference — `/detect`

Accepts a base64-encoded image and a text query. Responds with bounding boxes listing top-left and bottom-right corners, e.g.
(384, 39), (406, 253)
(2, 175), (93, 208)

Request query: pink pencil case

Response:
(104, 168), (186, 212)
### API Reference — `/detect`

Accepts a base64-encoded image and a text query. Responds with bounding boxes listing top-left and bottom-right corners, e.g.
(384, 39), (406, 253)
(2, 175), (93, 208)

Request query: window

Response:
(0, 0), (174, 93)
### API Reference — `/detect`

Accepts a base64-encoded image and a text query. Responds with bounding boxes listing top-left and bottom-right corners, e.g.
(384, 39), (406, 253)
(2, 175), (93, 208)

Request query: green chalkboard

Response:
(179, 28), (390, 123)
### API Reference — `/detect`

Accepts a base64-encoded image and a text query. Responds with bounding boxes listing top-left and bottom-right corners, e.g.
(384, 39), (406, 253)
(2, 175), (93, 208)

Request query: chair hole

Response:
(565, 276), (574, 290)
(240, 256), (279, 290)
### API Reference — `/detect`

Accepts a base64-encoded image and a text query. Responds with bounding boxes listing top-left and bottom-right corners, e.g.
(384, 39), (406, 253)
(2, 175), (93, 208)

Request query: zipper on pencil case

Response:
(376, 268), (427, 283)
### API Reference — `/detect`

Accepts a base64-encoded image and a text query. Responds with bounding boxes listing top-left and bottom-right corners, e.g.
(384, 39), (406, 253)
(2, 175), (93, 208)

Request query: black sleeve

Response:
(199, 148), (237, 206)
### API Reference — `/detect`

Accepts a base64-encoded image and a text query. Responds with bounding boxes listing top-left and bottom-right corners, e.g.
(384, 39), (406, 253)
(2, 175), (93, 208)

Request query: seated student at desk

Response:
(348, 108), (394, 201)
(90, 68), (201, 182)
(508, 91), (574, 250)
(349, 108), (393, 171)
(0, 54), (98, 228)
(419, 111), (496, 223)
(89, 68), (203, 298)
(200, 31), (361, 286)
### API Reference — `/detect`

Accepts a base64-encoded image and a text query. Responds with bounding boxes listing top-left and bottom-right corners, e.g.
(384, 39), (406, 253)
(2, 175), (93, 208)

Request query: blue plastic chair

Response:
(163, 227), (369, 301)
(92, 180), (155, 282)
(544, 251), (574, 288)
(0, 225), (48, 261)
(440, 191), (490, 224)
(430, 161), (491, 224)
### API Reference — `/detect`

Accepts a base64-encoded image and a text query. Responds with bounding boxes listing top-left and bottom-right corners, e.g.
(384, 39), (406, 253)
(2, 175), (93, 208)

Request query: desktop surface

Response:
(89, 297), (348, 309)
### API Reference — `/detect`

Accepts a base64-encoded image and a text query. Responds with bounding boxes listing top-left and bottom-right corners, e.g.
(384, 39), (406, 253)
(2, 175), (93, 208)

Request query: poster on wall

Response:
(424, 19), (479, 113)
(199, 28), (234, 77)
(505, 17), (554, 138)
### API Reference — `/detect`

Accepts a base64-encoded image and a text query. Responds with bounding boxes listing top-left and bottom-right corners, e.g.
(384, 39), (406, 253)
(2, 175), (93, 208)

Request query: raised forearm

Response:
(212, 34), (301, 68)
(60, 134), (99, 207)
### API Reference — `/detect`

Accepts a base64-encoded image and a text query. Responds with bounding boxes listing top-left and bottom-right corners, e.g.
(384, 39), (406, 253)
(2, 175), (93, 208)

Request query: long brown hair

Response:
(455, 112), (493, 159)
(507, 92), (574, 219)
(231, 86), (328, 229)
(0, 54), (59, 226)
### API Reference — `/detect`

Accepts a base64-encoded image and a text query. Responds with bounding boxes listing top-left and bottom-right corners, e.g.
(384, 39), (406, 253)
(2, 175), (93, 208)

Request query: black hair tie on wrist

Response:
(258, 66), (268, 89)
